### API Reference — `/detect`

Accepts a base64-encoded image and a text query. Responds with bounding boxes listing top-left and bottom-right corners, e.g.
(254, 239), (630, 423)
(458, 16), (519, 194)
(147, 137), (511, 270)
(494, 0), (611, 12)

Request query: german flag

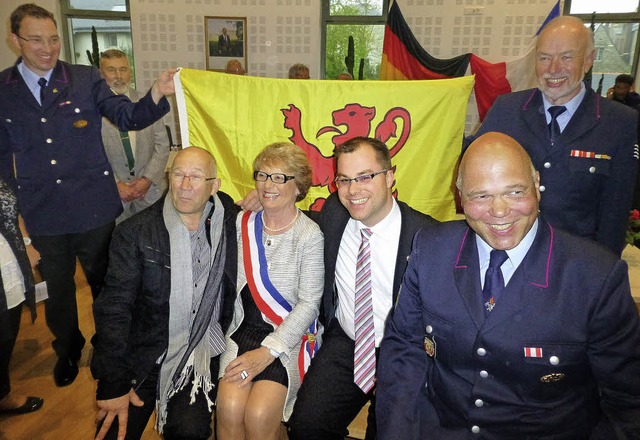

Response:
(380, 0), (470, 80)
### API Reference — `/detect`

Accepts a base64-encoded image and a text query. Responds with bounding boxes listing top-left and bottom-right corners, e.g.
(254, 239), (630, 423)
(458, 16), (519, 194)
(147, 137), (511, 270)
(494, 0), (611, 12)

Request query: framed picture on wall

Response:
(205, 16), (247, 72)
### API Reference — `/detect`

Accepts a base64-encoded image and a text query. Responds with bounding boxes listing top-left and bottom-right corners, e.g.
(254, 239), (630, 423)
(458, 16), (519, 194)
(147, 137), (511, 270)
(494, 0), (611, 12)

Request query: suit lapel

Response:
(453, 227), (485, 330)
(5, 65), (41, 111)
(559, 89), (600, 145)
(44, 62), (70, 111)
(520, 90), (551, 151)
(481, 220), (553, 333)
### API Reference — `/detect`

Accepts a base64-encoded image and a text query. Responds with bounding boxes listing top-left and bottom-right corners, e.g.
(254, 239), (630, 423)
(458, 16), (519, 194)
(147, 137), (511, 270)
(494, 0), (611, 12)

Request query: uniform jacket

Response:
(470, 88), (638, 255)
(90, 193), (239, 400)
(0, 60), (170, 236)
(314, 192), (437, 327)
(377, 219), (640, 440)
(101, 87), (170, 215)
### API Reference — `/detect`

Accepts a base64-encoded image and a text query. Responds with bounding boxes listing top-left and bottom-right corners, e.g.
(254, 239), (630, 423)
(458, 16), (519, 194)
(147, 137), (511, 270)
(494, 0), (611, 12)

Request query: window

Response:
(566, 0), (640, 94)
(60, 0), (135, 84)
(321, 0), (389, 80)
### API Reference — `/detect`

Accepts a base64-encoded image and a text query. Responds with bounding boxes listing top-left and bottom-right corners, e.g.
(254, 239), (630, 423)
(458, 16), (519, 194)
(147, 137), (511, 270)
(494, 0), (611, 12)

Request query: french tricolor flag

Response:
(524, 347), (543, 358)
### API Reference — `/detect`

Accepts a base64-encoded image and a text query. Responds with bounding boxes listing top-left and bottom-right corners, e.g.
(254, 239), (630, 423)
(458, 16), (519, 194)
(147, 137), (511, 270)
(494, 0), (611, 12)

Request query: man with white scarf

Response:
(91, 147), (240, 440)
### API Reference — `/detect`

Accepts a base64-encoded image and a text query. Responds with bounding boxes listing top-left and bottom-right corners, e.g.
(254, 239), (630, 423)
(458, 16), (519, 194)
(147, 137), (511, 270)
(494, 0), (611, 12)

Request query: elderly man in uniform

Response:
(377, 132), (640, 439)
(468, 16), (638, 255)
(0, 3), (175, 387)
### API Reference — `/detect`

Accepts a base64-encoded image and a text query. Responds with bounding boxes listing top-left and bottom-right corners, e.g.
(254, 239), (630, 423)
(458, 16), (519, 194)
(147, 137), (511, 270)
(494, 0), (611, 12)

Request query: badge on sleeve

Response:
(424, 334), (436, 358)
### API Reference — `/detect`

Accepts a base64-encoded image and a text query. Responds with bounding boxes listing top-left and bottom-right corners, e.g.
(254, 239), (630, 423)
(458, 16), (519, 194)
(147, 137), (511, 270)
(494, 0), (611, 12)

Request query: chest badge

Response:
(424, 334), (436, 358)
(540, 373), (565, 383)
(73, 119), (88, 129)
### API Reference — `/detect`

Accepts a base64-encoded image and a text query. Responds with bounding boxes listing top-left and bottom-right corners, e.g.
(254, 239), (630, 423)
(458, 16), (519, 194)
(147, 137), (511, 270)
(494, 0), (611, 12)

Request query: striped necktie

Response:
(354, 228), (375, 393)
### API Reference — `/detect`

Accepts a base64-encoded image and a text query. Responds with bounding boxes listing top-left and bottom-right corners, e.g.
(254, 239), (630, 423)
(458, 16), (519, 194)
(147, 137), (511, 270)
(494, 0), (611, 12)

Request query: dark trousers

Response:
(31, 221), (114, 360)
(288, 320), (377, 440)
(0, 304), (22, 400)
(99, 357), (220, 440)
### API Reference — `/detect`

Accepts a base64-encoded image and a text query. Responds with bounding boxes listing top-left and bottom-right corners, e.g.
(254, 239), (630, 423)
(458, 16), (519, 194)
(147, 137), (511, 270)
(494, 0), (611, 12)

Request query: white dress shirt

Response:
(335, 199), (401, 347)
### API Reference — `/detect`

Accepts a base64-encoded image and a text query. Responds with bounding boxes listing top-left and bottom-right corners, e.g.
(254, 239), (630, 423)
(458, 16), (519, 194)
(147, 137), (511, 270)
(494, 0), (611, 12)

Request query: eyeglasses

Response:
(253, 171), (295, 184)
(334, 169), (390, 188)
(16, 34), (61, 48)
(170, 172), (216, 186)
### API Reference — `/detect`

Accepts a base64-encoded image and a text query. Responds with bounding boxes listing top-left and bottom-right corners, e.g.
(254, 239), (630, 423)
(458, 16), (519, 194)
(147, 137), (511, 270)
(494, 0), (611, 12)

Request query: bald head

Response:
(459, 132), (540, 250)
(169, 147), (220, 229)
(538, 16), (594, 54)
(458, 133), (537, 190)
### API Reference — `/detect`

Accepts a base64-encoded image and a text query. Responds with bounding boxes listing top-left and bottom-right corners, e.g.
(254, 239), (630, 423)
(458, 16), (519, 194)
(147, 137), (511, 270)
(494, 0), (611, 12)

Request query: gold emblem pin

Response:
(540, 373), (565, 383)
(52, 88), (58, 94)
(423, 335), (436, 358)
(73, 119), (88, 129)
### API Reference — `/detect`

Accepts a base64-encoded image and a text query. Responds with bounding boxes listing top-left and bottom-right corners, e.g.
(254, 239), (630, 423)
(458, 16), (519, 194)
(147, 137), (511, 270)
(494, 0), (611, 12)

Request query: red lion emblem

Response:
(281, 103), (411, 210)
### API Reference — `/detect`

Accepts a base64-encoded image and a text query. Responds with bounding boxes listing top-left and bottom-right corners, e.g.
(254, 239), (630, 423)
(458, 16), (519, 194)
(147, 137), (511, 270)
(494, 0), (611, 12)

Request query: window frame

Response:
(59, 0), (132, 67)
(320, 0), (389, 79)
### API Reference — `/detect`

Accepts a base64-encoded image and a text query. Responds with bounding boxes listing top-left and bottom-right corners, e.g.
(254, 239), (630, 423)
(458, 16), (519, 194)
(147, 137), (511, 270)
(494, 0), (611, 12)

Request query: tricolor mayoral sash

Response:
(241, 210), (321, 380)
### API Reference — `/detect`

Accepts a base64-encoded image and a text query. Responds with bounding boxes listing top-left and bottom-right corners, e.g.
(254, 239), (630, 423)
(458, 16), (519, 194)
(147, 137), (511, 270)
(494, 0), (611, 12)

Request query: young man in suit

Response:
(100, 49), (170, 223)
(378, 132), (640, 439)
(468, 16), (638, 255)
(288, 136), (437, 440)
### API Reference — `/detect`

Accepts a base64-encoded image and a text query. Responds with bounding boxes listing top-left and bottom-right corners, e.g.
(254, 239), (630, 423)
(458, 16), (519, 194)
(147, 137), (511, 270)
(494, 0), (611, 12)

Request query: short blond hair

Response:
(253, 142), (312, 201)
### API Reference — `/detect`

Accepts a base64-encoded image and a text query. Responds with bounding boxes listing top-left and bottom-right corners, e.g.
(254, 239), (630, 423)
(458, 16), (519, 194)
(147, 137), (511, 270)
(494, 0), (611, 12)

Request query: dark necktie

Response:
(547, 105), (566, 141)
(38, 77), (47, 106)
(119, 130), (135, 172)
(482, 250), (508, 314)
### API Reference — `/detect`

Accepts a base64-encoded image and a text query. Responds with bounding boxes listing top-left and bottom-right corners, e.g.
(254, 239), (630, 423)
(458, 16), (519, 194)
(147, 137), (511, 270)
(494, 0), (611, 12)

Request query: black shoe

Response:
(0, 396), (44, 415)
(53, 357), (78, 387)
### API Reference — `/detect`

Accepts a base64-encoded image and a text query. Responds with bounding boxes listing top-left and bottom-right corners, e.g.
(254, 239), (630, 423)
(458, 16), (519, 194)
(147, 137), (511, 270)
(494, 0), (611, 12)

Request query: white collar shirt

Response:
(335, 198), (401, 346)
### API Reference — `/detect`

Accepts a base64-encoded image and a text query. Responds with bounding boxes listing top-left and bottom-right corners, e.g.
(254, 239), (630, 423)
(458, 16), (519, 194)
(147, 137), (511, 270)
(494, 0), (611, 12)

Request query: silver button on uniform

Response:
(477, 348), (486, 356)
(539, 185), (546, 192)
(475, 399), (484, 407)
(589, 166), (596, 173)
(550, 356), (560, 365)
(544, 162), (551, 168)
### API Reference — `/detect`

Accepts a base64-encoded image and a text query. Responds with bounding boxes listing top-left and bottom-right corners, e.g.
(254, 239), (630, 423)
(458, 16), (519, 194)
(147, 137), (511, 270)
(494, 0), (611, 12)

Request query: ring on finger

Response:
(240, 370), (248, 380)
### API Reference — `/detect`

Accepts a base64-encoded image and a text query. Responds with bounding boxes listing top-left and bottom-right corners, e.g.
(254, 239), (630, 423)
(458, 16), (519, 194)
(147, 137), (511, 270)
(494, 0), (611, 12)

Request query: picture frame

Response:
(205, 16), (247, 72)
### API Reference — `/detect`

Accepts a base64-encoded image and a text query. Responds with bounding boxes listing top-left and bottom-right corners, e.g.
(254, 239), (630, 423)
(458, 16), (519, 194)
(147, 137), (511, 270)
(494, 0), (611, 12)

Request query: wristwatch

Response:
(23, 236), (32, 246)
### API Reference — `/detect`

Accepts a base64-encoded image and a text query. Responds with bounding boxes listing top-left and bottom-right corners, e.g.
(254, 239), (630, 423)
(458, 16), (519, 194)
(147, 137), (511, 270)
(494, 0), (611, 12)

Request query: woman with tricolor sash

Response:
(216, 143), (324, 440)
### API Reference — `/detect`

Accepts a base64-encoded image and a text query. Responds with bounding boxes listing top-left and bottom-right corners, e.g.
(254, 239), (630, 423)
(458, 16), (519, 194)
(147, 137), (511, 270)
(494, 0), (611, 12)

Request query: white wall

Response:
(1, 0), (558, 138)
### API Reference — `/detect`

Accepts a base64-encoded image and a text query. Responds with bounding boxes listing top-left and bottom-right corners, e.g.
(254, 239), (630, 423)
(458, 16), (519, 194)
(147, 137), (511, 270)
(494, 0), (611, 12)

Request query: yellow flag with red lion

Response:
(174, 69), (473, 220)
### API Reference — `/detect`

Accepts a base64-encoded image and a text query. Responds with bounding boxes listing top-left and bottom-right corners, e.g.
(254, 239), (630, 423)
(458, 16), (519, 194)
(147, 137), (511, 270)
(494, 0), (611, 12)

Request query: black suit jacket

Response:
(314, 192), (437, 327)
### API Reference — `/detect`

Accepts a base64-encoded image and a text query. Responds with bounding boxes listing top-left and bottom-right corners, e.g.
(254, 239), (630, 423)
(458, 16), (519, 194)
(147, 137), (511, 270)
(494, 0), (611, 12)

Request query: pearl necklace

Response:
(263, 209), (299, 232)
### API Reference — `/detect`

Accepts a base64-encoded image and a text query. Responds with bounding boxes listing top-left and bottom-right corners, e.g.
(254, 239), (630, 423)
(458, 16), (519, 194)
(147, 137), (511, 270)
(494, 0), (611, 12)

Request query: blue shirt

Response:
(17, 61), (53, 105)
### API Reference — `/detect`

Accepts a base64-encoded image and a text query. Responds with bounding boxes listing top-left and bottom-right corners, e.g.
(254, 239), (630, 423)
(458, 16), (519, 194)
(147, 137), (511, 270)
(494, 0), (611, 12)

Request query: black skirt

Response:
(230, 285), (288, 387)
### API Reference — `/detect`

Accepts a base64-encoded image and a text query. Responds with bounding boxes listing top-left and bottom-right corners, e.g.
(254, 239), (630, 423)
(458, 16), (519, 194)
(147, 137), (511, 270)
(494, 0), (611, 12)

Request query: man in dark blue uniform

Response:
(0, 3), (175, 387)
(468, 16), (638, 256)
(377, 132), (640, 439)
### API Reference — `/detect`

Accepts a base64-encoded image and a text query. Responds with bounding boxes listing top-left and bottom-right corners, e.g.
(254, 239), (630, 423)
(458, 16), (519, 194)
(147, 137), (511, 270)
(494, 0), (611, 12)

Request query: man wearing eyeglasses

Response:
(0, 4), (176, 388)
(288, 136), (437, 440)
(91, 147), (239, 440)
